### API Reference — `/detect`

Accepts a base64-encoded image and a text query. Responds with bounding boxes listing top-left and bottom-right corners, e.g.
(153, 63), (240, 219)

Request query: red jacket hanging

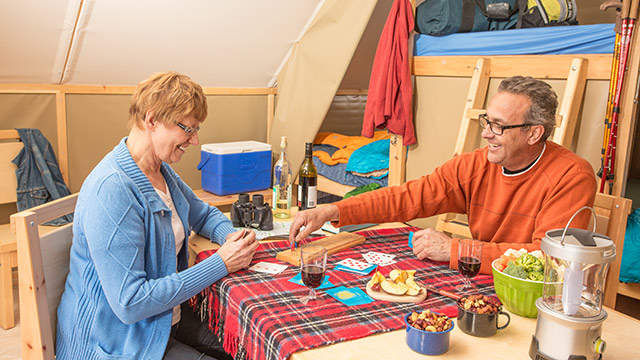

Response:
(362, 0), (416, 145)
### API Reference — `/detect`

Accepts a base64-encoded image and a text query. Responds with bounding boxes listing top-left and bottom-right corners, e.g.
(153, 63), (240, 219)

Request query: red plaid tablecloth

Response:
(191, 227), (496, 360)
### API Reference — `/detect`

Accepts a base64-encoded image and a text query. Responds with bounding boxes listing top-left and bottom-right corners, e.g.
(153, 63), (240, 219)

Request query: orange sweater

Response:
(335, 142), (597, 274)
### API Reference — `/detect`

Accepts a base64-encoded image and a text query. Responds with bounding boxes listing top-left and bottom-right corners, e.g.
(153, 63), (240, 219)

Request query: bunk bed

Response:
(312, 131), (389, 195)
(314, 131), (405, 197)
(316, 23), (616, 198)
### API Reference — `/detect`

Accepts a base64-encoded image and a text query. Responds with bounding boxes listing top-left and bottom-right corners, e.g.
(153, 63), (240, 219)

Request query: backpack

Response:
(414, 0), (578, 36)
(518, 0), (578, 28)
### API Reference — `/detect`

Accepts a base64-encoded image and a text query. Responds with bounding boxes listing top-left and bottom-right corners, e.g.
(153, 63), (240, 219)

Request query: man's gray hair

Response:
(498, 76), (558, 142)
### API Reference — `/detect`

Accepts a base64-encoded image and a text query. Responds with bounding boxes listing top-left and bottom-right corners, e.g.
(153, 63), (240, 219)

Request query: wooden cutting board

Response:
(275, 232), (366, 266)
(365, 281), (428, 303)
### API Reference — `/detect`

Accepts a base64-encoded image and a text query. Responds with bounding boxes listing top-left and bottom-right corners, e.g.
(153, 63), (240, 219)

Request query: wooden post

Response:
(388, 134), (406, 186)
(453, 57), (491, 157)
(554, 58), (588, 146)
(55, 91), (69, 186)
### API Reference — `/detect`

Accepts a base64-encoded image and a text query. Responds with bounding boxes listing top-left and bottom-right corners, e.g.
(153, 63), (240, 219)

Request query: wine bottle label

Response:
(307, 185), (317, 208)
(298, 184), (317, 209)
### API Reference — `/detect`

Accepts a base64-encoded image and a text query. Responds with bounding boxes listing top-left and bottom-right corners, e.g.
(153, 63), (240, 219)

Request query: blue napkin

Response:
(326, 286), (375, 306)
(288, 273), (334, 290)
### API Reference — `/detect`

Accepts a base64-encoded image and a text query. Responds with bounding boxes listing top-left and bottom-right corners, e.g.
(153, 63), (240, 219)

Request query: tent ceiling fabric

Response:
(270, 0), (378, 175)
(1, 0), (323, 87)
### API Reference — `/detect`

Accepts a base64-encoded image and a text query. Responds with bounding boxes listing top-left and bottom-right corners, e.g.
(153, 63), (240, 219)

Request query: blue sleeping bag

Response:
(620, 208), (640, 283)
(345, 139), (389, 179)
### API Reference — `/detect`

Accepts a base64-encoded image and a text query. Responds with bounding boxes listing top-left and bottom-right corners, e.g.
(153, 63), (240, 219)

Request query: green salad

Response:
(503, 253), (545, 281)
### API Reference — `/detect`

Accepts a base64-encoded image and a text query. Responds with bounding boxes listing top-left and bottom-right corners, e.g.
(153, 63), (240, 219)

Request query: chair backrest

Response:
(11, 193), (78, 360)
(594, 192), (632, 308)
(0, 130), (23, 206)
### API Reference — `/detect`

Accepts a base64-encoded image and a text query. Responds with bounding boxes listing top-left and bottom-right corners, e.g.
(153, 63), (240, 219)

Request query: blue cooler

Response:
(198, 141), (272, 195)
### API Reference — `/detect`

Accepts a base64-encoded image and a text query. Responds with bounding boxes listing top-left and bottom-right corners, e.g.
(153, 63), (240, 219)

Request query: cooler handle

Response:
(197, 152), (210, 170)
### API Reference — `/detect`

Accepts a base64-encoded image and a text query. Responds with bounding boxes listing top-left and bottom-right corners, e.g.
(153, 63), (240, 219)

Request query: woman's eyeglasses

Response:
(176, 122), (200, 135)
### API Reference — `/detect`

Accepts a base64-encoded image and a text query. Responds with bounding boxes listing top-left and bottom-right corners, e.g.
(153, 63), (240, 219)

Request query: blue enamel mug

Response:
(404, 312), (455, 355)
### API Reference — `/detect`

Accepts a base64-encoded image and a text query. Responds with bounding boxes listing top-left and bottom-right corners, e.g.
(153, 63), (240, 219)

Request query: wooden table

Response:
(192, 188), (271, 208)
(188, 205), (401, 265)
(290, 307), (640, 359)
(186, 201), (640, 359)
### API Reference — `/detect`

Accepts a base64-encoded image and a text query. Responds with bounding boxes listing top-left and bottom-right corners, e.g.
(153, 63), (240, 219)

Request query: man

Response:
(289, 76), (596, 274)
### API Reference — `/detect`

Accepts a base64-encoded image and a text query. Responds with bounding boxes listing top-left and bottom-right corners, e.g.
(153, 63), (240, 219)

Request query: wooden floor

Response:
(0, 272), (21, 360)
(2, 276), (640, 360)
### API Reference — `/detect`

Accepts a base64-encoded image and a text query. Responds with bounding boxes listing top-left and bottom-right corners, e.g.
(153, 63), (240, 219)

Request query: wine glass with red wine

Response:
(456, 239), (484, 291)
(300, 244), (327, 304)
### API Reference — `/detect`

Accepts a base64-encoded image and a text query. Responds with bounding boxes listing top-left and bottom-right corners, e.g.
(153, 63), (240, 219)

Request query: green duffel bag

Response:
(415, 0), (520, 36)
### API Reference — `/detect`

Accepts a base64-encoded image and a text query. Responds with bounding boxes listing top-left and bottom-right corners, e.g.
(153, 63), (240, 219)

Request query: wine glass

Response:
(300, 244), (327, 304)
(456, 239), (484, 291)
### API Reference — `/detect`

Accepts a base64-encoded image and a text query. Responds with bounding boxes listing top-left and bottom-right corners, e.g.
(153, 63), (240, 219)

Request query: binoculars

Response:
(230, 193), (274, 231)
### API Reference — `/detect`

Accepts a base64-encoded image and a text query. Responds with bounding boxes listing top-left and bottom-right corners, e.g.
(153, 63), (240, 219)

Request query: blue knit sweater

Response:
(56, 138), (235, 359)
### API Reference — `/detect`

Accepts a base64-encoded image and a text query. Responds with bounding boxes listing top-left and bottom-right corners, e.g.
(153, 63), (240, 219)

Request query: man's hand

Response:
(289, 205), (339, 245)
(217, 229), (259, 273)
(412, 228), (452, 262)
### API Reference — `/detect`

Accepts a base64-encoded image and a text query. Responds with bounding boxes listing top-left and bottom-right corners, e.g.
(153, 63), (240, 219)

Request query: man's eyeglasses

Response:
(176, 122), (200, 136)
(478, 114), (534, 136)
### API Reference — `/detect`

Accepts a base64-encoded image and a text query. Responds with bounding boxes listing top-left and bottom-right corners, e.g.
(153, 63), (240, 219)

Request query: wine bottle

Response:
(272, 136), (292, 219)
(297, 142), (318, 210)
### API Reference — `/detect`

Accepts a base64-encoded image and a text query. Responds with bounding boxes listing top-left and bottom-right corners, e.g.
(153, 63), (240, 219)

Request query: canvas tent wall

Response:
(0, 0), (392, 221)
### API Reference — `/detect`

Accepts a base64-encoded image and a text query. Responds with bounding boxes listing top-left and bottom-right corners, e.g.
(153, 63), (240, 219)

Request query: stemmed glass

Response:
(300, 244), (327, 304)
(456, 239), (484, 291)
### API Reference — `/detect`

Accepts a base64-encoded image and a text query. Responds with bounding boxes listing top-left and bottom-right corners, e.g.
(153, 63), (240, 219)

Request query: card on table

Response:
(249, 261), (288, 275)
(362, 251), (396, 266)
(334, 264), (377, 276)
(338, 258), (374, 271)
(326, 286), (375, 306)
(288, 273), (335, 290)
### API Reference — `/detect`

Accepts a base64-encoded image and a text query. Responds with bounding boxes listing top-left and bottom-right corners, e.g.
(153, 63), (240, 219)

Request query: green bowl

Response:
(491, 259), (543, 318)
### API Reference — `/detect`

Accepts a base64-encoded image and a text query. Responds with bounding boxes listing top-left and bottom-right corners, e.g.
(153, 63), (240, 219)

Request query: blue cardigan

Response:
(56, 138), (235, 360)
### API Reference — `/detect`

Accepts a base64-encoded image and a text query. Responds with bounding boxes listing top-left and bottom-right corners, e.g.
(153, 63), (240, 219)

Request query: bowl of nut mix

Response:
(404, 310), (454, 355)
(456, 294), (511, 337)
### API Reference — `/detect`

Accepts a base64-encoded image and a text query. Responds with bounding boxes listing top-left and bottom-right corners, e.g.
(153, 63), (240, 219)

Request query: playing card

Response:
(362, 251), (395, 265)
(248, 262), (288, 275)
(334, 264), (377, 276)
(368, 258), (397, 266)
(337, 258), (372, 271)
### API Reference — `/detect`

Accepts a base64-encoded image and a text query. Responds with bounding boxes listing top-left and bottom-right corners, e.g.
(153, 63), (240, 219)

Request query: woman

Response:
(56, 72), (258, 359)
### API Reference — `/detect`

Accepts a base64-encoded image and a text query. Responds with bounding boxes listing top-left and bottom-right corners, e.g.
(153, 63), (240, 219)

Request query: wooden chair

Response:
(435, 57), (588, 238)
(599, 193), (633, 308)
(0, 129), (23, 329)
(11, 192), (78, 360)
